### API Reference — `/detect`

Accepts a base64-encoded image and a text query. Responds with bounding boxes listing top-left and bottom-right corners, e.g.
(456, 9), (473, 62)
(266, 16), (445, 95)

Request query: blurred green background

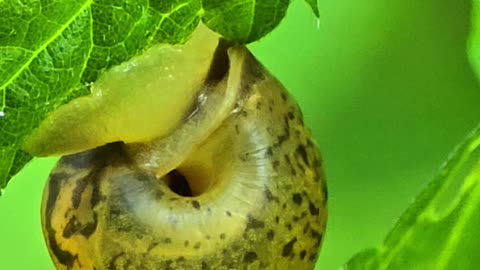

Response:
(1, 0), (480, 269)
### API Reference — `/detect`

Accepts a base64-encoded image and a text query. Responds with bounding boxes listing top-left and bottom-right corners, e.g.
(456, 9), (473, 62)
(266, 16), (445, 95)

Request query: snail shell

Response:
(33, 27), (327, 270)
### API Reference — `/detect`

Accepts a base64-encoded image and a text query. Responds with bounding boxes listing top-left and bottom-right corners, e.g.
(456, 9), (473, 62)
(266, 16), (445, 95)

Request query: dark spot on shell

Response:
(310, 229), (324, 246)
(264, 187), (279, 202)
(284, 154), (293, 167)
(90, 173), (104, 208)
(303, 223), (311, 234)
(192, 200), (201, 210)
(147, 242), (159, 252)
(63, 216), (80, 238)
(282, 238), (297, 257)
(323, 184), (329, 203)
(265, 147), (273, 157)
(193, 242), (201, 249)
(272, 160), (280, 170)
(287, 111), (295, 120)
(276, 131), (290, 146)
(241, 111), (248, 117)
(281, 92), (287, 101)
(300, 250), (307, 260)
(226, 211), (232, 217)
(309, 252), (318, 261)
(292, 193), (303, 205)
(294, 211), (309, 222)
(79, 215), (98, 238)
(309, 201), (320, 216)
(220, 233), (226, 239)
(286, 223), (293, 231)
(71, 177), (89, 209)
(256, 101), (263, 110)
(284, 115), (290, 128)
(298, 112), (305, 126)
(275, 216), (280, 224)
(295, 129), (302, 138)
(296, 144), (310, 166)
(283, 154), (297, 176)
(243, 251), (258, 264)
(202, 261), (208, 270)
(246, 215), (265, 231)
(267, 229), (275, 240)
(184, 240), (189, 247)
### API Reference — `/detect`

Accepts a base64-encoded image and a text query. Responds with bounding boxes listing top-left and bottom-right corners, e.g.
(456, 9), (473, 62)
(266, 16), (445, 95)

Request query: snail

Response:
(24, 26), (328, 270)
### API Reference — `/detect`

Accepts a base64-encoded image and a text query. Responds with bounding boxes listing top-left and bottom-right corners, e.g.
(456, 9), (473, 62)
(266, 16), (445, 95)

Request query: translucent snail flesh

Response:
(26, 26), (328, 270)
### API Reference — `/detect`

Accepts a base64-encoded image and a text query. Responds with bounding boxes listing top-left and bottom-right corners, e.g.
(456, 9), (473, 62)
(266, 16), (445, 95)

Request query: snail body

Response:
(33, 27), (327, 270)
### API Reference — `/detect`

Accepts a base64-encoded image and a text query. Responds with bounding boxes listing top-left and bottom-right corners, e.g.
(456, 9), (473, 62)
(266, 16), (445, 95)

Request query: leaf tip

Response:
(305, 0), (320, 18)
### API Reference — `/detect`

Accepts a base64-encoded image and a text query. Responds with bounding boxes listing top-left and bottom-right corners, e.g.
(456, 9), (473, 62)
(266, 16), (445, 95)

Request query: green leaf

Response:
(343, 124), (480, 270)
(201, 0), (318, 42)
(0, 0), (320, 190)
(304, 0), (320, 18)
(202, 0), (290, 43)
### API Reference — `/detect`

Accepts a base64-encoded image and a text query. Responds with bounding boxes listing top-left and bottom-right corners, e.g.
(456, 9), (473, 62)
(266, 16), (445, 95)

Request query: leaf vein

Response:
(0, 0), (93, 105)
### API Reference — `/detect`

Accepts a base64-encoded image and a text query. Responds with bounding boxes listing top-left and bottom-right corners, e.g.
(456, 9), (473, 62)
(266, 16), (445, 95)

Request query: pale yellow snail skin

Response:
(24, 26), (327, 270)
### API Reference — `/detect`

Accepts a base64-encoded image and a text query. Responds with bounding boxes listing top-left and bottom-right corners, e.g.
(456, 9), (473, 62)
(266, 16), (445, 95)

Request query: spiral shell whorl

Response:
(41, 46), (327, 270)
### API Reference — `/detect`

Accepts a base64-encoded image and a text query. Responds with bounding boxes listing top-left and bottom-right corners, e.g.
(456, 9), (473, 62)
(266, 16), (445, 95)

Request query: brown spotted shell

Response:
(41, 37), (327, 270)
